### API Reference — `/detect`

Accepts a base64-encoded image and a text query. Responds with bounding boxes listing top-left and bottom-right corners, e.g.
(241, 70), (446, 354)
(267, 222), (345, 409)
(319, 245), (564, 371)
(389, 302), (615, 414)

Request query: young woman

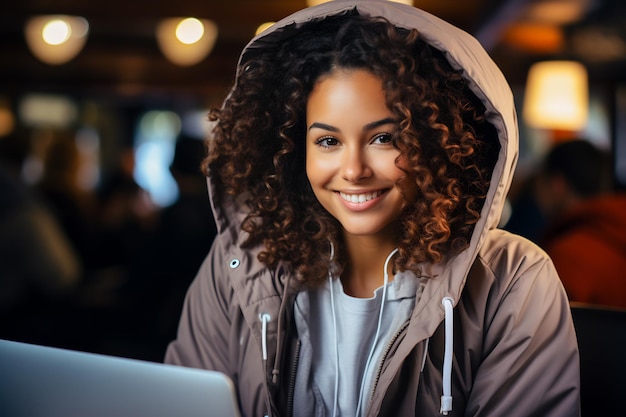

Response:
(165, 2), (580, 416)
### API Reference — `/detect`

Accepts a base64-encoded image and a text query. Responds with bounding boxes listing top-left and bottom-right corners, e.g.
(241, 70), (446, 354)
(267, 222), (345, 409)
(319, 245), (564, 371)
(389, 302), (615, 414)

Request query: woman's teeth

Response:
(339, 190), (382, 203)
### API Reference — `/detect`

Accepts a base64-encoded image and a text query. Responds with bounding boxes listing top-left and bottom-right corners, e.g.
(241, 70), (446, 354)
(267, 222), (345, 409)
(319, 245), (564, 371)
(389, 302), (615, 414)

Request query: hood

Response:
(210, 0), (518, 283)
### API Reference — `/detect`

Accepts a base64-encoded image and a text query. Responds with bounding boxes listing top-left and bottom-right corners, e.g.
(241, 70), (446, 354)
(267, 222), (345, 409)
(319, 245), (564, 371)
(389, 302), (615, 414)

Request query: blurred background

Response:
(1, 0), (625, 362)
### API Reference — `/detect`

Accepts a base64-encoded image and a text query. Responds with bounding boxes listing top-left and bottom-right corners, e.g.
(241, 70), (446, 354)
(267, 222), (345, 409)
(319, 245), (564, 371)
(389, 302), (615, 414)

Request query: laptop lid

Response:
(0, 339), (241, 417)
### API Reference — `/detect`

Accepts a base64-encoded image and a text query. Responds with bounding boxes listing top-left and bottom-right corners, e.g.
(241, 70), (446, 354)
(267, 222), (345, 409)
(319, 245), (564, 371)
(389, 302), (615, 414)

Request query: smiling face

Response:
(305, 69), (417, 243)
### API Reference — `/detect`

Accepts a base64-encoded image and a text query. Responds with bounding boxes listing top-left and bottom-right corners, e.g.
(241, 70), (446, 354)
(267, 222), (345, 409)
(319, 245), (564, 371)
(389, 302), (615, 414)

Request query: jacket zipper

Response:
(367, 320), (410, 411)
(287, 339), (301, 417)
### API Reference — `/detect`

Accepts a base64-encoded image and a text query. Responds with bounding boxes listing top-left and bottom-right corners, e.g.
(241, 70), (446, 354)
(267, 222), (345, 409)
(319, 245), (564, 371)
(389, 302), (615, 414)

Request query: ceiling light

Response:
(156, 18), (218, 66)
(523, 60), (589, 131)
(24, 15), (89, 65)
(176, 18), (205, 44)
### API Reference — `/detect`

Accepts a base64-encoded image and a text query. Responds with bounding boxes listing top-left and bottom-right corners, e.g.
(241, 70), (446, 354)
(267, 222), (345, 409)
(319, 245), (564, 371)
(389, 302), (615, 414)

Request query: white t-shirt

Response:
(293, 270), (421, 417)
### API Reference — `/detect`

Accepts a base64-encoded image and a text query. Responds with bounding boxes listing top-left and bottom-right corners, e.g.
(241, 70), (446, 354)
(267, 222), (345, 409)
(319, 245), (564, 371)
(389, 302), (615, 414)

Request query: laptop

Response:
(0, 338), (241, 417)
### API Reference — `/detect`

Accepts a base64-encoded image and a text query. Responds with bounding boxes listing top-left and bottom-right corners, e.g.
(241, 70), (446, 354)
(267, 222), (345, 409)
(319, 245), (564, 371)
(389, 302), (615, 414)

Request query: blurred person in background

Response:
(95, 145), (158, 278)
(0, 128), (82, 347)
(35, 129), (101, 274)
(121, 134), (217, 360)
(535, 139), (626, 309)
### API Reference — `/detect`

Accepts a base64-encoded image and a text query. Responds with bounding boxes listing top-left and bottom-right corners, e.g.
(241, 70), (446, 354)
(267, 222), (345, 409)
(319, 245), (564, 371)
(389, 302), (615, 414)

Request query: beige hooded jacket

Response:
(165, 1), (581, 416)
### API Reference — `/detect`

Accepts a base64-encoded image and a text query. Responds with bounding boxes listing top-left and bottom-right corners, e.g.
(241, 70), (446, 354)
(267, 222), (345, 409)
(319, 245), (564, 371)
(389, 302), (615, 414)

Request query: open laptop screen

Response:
(0, 339), (241, 417)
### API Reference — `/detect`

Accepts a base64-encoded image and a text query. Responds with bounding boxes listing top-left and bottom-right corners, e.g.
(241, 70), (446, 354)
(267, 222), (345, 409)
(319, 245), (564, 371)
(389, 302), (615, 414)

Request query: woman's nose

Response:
(341, 147), (371, 183)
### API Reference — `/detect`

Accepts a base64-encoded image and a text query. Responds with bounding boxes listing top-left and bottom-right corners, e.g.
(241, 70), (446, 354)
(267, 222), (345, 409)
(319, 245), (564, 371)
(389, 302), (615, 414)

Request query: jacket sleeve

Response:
(163, 238), (234, 374)
(466, 240), (580, 417)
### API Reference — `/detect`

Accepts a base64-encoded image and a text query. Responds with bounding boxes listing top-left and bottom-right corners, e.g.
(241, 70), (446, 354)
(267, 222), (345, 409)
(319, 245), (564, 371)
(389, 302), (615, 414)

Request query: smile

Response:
(339, 190), (384, 203)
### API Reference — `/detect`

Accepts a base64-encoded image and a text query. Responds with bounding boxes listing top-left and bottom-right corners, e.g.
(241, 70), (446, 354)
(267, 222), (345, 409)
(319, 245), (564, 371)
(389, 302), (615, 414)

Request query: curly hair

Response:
(205, 11), (500, 288)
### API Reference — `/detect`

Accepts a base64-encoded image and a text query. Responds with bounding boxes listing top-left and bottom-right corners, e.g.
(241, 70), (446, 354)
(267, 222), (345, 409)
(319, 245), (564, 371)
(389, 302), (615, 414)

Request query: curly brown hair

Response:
(205, 11), (499, 288)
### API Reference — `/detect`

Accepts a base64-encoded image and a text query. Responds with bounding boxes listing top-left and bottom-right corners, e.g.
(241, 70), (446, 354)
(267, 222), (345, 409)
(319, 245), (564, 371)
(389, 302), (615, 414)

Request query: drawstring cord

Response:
(259, 265), (292, 383)
(258, 266), (292, 417)
(260, 313), (271, 361)
(440, 297), (454, 415)
(328, 242), (340, 417)
(354, 248), (398, 417)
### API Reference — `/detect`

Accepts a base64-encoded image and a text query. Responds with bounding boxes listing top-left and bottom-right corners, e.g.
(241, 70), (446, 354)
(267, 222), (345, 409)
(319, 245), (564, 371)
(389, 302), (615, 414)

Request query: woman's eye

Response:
(316, 136), (339, 148)
(372, 133), (393, 145)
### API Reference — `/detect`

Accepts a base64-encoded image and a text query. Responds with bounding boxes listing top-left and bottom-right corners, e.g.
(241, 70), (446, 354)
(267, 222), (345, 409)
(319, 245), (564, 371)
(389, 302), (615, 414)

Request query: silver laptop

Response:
(0, 339), (241, 417)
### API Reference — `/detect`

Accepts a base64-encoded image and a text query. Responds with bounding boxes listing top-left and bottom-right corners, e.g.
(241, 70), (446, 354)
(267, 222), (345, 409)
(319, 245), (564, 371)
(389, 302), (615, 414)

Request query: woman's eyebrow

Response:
(308, 117), (396, 132)
(364, 117), (396, 131)
(308, 122), (339, 132)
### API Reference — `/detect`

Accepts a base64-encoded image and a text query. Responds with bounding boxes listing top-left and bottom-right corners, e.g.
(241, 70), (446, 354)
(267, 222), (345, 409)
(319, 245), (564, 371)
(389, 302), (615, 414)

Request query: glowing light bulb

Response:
(156, 17), (218, 66)
(176, 18), (204, 44)
(25, 15), (89, 65)
(42, 19), (71, 45)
